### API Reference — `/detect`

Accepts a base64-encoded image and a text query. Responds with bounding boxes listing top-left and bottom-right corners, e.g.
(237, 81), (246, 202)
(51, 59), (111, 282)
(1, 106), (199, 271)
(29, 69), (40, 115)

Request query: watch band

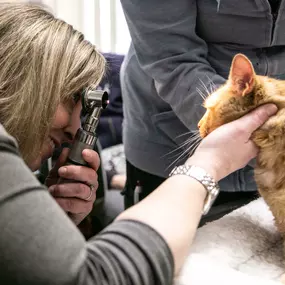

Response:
(169, 165), (220, 215)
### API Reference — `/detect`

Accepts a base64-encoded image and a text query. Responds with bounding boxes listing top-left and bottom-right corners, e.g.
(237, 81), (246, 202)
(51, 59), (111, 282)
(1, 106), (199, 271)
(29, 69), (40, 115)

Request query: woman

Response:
(0, 3), (105, 225)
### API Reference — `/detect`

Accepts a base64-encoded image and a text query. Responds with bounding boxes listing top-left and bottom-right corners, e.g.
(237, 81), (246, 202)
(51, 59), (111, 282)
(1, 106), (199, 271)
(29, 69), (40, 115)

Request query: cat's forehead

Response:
(204, 90), (222, 108)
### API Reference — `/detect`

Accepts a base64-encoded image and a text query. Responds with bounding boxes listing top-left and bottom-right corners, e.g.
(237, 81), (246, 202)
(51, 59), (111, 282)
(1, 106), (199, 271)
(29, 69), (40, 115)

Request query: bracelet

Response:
(169, 164), (220, 215)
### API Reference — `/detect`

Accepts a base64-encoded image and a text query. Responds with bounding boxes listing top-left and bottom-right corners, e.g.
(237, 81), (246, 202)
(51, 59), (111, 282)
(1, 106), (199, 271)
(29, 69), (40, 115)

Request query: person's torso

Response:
(121, 0), (285, 183)
(197, 0), (285, 79)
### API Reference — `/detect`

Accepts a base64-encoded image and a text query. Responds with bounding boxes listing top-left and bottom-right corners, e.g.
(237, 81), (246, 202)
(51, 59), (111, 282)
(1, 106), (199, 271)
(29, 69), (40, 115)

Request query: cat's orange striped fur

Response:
(198, 54), (285, 269)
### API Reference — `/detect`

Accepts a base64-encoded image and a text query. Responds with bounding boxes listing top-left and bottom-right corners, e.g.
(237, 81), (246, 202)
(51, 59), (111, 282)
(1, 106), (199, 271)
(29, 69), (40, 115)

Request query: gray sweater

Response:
(0, 124), (173, 284)
(120, 0), (285, 192)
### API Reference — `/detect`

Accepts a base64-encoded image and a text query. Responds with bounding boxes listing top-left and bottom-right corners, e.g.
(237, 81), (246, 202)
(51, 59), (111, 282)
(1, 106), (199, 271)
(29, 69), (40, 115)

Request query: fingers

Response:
(82, 149), (100, 171)
(49, 182), (98, 201)
(54, 197), (94, 214)
(57, 149), (100, 183)
(233, 104), (277, 136)
(49, 148), (70, 177)
(58, 165), (98, 185)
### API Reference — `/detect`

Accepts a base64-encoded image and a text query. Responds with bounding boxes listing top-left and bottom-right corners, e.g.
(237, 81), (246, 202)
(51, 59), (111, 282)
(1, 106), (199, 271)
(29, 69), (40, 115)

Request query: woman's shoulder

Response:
(0, 124), (19, 150)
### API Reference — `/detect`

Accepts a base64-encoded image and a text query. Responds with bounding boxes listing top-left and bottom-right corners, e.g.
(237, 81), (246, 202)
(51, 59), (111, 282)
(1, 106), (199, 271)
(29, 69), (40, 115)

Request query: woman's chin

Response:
(27, 159), (42, 172)
(28, 146), (54, 171)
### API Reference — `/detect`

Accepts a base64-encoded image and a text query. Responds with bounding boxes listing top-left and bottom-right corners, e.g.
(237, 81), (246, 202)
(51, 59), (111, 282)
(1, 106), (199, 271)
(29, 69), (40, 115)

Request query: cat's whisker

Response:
(175, 130), (199, 139)
(186, 138), (202, 155)
(162, 138), (195, 158)
(196, 87), (207, 101)
(187, 144), (200, 159)
(199, 79), (211, 98)
(176, 131), (200, 147)
(162, 144), (188, 158)
(163, 132), (201, 158)
(166, 136), (202, 170)
(163, 134), (200, 158)
(186, 136), (202, 153)
(206, 75), (217, 94)
(196, 87), (205, 102)
(209, 82), (214, 94)
(174, 138), (200, 152)
(166, 146), (197, 170)
(181, 134), (202, 148)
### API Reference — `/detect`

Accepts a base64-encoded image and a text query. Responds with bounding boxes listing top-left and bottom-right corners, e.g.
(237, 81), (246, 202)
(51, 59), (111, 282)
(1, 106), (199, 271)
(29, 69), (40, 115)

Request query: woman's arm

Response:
(117, 104), (278, 274)
(0, 104), (276, 284)
(0, 127), (172, 285)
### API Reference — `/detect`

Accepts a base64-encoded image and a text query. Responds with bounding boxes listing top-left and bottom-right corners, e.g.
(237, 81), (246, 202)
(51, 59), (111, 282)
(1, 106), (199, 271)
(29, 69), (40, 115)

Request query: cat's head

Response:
(198, 54), (271, 137)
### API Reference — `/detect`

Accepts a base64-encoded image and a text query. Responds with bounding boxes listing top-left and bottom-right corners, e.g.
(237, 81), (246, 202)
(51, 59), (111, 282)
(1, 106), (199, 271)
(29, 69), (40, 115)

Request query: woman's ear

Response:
(229, 54), (256, 97)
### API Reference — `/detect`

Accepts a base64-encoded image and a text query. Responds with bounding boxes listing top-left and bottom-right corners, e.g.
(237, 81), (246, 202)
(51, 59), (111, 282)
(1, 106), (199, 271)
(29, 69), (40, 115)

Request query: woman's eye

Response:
(73, 93), (81, 103)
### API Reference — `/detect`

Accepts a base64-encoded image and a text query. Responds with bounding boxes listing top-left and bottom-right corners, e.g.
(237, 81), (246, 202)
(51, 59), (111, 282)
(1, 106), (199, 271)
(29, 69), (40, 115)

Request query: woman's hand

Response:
(45, 148), (100, 225)
(187, 104), (278, 181)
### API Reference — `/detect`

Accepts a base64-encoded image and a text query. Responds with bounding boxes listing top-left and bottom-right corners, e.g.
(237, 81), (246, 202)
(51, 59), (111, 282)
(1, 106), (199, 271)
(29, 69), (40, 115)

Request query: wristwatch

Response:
(169, 164), (220, 215)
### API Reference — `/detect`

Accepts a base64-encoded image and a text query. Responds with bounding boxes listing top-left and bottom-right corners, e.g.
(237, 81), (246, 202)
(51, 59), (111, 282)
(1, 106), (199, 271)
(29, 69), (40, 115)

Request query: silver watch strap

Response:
(169, 165), (220, 215)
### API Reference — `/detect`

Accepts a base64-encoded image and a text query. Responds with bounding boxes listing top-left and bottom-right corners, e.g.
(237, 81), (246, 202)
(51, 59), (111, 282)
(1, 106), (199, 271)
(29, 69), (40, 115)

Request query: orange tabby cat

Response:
(198, 54), (285, 240)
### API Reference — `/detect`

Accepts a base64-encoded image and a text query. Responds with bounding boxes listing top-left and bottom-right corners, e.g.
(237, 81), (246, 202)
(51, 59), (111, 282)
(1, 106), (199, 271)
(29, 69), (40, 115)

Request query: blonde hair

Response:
(0, 2), (106, 164)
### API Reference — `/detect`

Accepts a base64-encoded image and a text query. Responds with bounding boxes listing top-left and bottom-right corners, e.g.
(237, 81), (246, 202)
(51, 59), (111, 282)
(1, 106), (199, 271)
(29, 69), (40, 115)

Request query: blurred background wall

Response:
(9, 0), (131, 54)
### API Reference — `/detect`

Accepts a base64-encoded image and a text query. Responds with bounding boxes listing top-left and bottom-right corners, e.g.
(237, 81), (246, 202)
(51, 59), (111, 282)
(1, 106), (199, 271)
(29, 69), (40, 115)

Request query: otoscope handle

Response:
(66, 128), (97, 167)
(57, 128), (97, 184)
(57, 89), (108, 183)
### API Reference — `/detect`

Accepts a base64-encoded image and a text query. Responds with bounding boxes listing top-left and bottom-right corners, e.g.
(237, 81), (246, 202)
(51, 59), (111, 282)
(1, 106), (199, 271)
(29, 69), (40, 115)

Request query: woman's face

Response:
(28, 99), (82, 171)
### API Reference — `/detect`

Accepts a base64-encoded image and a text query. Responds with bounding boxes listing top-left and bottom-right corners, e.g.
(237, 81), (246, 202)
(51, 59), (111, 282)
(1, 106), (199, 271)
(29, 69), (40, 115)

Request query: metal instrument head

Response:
(81, 88), (109, 115)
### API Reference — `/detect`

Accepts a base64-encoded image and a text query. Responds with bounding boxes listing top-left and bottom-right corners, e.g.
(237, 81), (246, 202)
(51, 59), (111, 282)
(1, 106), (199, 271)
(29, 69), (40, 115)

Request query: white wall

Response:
(41, 0), (83, 32)
(40, 0), (131, 54)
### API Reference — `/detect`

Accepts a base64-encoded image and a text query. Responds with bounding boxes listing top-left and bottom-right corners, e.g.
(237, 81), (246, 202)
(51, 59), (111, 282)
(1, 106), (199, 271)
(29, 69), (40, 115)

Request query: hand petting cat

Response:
(187, 104), (278, 182)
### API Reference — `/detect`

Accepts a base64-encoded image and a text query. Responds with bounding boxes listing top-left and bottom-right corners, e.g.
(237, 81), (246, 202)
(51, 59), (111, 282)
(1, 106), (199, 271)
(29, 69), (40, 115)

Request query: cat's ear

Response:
(229, 54), (255, 97)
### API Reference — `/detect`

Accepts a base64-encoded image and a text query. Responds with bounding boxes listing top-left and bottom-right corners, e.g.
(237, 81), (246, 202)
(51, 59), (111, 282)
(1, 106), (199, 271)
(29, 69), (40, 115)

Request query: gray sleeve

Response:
(120, 0), (226, 129)
(0, 126), (174, 285)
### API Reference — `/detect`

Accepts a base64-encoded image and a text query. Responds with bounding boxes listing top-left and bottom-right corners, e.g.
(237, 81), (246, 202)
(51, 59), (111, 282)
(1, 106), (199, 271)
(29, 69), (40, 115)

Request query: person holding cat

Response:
(120, 0), (285, 211)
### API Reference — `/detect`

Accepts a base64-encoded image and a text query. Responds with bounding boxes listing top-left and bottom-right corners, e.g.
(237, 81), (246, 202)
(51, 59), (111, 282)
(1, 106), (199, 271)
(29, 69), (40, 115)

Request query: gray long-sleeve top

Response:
(120, 0), (285, 191)
(0, 124), (174, 284)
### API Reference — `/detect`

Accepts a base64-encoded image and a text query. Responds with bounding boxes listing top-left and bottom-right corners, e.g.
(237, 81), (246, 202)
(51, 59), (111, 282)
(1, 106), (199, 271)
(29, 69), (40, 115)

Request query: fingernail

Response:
(59, 167), (67, 175)
(266, 104), (278, 115)
(83, 149), (91, 158)
(49, 185), (55, 192)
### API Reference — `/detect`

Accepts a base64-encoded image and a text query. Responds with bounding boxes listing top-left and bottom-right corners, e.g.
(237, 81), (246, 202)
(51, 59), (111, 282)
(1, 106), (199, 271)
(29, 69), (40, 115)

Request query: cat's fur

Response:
(198, 54), (285, 238)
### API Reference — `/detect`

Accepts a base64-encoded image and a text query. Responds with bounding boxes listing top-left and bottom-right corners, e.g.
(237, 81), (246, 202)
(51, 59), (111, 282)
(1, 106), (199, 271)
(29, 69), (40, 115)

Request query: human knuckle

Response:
(253, 110), (267, 126)
(89, 192), (96, 203)
(66, 165), (78, 175)
(91, 171), (98, 183)
(85, 169), (96, 183)
(86, 203), (93, 213)
(58, 199), (68, 211)
(66, 199), (75, 211)
(53, 185), (63, 196)
(78, 183), (87, 193)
